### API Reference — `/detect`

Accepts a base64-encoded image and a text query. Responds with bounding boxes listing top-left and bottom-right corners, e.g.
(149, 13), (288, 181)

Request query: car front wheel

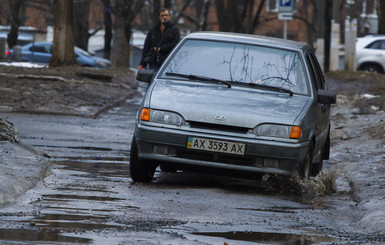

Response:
(299, 143), (313, 179)
(361, 64), (383, 73)
(129, 136), (156, 183)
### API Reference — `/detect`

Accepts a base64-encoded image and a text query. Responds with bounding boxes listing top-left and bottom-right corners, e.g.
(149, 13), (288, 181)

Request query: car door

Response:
(28, 43), (52, 63)
(363, 39), (385, 68)
(305, 50), (330, 161)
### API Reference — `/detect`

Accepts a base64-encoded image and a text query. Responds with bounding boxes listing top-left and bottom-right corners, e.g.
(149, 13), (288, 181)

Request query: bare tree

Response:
(110, 0), (144, 67)
(152, 0), (161, 23)
(6, 0), (24, 48)
(101, 0), (112, 59)
(214, 0), (234, 32)
(49, 0), (77, 67)
(171, 0), (210, 31)
(73, 0), (91, 50)
(25, 0), (54, 26)
(379, 0), (385, 34)
(295, 0), (318, 47)
(214, 0), (270, 34)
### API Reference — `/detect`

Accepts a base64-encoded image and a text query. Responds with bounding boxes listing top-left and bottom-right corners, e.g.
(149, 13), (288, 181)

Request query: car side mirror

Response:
(317, 89), (337, 104)
(136, 69), (155, 83)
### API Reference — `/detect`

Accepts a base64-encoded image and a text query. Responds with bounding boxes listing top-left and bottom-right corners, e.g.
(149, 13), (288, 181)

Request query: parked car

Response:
(356, 35), (385, 73)
(6, 42), (111, 68)
(131, 32), (336, 183)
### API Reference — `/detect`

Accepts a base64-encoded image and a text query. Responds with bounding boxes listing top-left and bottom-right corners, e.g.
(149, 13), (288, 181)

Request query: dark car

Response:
(6, 42), (111, 68)
(131, 32), (336, 183)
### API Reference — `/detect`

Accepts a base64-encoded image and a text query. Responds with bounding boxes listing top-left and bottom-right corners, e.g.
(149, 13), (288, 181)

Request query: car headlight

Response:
(140, 108), (185, 126)
(253, 124), (302, 139)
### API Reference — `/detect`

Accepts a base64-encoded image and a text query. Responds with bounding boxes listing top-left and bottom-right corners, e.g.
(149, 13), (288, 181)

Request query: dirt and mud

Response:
(0, 66), (138, 118)
(0, 65), (384, 242)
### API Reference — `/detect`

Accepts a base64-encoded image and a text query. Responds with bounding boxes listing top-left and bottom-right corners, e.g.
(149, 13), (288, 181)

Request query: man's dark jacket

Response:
(140, 21), (180, 67)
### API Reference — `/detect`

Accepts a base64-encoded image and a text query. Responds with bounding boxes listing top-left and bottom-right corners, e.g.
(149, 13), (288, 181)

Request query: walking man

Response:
(139, 8), (180, 70)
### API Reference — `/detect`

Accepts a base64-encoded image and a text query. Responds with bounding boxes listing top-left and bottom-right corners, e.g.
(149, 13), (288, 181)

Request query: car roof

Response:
(25, 41), (51, 46)
(356, 35), (385, 48)
(184, 32), (312, 52)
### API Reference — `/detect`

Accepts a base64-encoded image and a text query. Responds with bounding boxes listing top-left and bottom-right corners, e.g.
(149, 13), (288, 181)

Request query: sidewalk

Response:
(0, 141), (51, 207)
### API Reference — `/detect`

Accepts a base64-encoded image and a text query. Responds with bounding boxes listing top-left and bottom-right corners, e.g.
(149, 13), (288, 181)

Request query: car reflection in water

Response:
(131, 32), (336, 185)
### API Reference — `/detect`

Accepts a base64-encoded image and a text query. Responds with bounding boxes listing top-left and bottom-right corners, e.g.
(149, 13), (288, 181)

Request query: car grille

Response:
(188, 121), (249, 134)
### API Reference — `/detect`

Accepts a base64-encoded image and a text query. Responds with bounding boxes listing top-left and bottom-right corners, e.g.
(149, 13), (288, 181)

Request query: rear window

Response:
(161, 39), (309, 95)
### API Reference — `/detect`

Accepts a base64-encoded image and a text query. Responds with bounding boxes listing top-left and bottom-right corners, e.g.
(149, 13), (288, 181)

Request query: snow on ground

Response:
(0, 62), (47, 68)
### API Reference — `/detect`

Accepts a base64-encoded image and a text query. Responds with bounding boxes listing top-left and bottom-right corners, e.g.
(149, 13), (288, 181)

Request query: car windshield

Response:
(75, 47), (91, 57)
(160, 39), (309, 95)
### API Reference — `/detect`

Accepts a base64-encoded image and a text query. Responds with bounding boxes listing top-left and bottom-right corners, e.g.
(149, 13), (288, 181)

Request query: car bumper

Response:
(135, 124), (309, 177)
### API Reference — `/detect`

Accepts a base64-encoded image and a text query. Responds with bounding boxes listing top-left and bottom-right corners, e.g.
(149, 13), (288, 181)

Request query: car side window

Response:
(305, 55), (317, 89)
(306, 51), (325, 91)
(366, 40), (384, 50)
(310, 52), (326, 89)
(42, 44), (51, 53)
(30, 45), (47, 53)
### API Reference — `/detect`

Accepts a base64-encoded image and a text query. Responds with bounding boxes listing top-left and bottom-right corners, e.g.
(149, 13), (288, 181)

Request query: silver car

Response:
(131, 32), (336, 183)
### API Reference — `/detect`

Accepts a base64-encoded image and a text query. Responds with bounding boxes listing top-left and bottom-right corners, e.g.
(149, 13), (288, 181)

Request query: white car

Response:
(356, 35), (385, 73)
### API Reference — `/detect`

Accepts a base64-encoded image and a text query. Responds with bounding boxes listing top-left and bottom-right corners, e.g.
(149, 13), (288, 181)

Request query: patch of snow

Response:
(370, 105), (380, 111)
(0, 62), (47, 68)
(361, 93), (380, 99)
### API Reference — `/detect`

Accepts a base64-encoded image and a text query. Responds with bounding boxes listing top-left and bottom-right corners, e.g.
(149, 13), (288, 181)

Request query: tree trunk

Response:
(197, 0), (210, 31)
(153, 0), (161, 24)
(323, 0), (332, 72)
(378, 0), (385, 34)
(101, 0), (112, 59)
(251, 0), (266, 33)
(50, 0), (77, 67)
(7, 0), (23, 48)
(214, 0), (233, 32)
(110, 14), (131, 67)
(110, 0), (144, 67)
(73, 0), (90, 51)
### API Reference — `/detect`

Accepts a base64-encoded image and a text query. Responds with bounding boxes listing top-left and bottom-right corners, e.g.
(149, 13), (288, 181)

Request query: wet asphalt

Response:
(0, 92), (381, 244)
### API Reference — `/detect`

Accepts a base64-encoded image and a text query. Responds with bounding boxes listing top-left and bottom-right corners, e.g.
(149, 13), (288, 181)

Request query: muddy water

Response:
(0, 95), (371, 244)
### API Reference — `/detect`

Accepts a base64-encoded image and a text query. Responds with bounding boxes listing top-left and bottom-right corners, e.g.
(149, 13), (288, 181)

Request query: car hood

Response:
(149, 80), (310, 128)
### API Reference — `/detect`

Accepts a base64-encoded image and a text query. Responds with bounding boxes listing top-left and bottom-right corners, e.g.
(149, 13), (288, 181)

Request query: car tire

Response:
(299, 143), (313, 179)
(312, 135), (330, 176)
(159, 164), (178, 173)
(129, 136), (156, 183)
(361, 64), (383, 73)
(311, 158), (323, 177)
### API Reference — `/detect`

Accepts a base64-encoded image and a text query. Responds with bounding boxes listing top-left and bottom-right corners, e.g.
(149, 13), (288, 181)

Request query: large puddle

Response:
(0, 228), (92, 243)
(0, 157), (131, 244)
(192, 231), (338, 244)
(0, 154), (344, 244)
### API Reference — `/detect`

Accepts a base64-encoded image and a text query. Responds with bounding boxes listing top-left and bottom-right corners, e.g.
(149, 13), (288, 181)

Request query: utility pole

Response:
(330, 0), (342, 71)
(345, 0), (357, 71)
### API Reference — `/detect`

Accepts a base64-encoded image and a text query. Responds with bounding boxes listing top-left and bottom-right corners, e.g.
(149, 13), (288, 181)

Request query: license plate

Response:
(187, 137), (245, 155)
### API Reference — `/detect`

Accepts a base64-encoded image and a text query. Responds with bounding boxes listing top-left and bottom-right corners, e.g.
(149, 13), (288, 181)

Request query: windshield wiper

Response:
(247, 82), (293, 96)
(166, 72), (231, 88)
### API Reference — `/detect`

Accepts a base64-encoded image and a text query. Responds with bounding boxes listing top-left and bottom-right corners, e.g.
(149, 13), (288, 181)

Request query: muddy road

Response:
(0, 94), (383, 244)
(0, 69), (384, 244)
